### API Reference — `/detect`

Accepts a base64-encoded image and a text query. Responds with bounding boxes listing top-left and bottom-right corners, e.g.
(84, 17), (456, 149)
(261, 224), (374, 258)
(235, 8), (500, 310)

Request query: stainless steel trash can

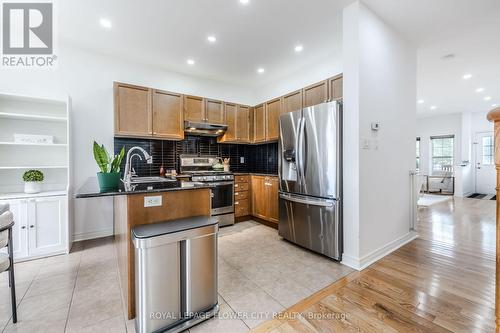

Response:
(132, 216), (219, 333)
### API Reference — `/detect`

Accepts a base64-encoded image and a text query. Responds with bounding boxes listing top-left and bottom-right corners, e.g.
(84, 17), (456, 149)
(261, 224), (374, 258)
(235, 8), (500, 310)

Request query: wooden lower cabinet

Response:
(234, 175), (250, 217)
(250, 175), (279, 224)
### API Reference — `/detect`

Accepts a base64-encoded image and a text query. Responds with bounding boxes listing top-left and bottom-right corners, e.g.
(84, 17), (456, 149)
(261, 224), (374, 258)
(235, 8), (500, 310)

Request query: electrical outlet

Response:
(240, 156), (245, 163)
(144, 196), (162, 207)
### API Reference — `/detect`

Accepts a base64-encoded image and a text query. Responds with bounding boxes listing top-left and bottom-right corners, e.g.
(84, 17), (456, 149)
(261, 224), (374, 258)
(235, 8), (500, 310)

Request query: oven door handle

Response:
(209, 181), (235, 186)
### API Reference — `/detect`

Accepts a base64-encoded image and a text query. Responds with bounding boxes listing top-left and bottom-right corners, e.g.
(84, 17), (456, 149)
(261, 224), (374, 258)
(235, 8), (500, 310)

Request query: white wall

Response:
(342, 1), (417, 270)
(0, 45), (254, 241)
(416, 111), (493, 196)
(416, 113), (462, 175)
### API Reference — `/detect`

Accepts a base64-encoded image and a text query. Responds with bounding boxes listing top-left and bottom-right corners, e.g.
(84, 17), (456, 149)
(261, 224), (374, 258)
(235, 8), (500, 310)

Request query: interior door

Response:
(475, 131), (495, 194)
(301, 102), (339, 198)
(279, 109), (301, 194)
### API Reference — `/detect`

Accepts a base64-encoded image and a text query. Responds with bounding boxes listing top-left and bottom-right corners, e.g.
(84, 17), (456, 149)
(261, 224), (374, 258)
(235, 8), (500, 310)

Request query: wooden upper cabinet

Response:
(152, 90), (184, 140)
(219, 103), (237, 142)
(283, 90), (303, 114)
(114, 82), (152, 137)
(303, 80), (328, 108)
(206, 99), (225, 124)
(266, 98), (282, 141)
(328, 75), (343, 101)
(253, 104), (266, 143)
(236, 105), (250, 142)
(249, 107), (255, 143)
(184, 95), (205, 122)
(267, 177), (279, 223)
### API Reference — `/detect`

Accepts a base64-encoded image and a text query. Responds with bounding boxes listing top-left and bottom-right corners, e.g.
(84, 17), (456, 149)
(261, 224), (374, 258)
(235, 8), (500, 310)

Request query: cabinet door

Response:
(328, 75), (343, 101)
(219, 103), (237, 142)
(28, 196), (68, 257)
(206, 99), (225, 125)
(236, 105), (250, 142)
(249, 107), (255, 142)
(0, 199), (28, 259)
(253, 104), (266, 143)
(184, 95), (205, 122)
(303, 80), (328, 108)
(251, 176), (267, 219)
(265, 98), (282, 141)
(114, 82), (152, 137)
(266, 177), (279, 223)
(152, 90), (184, 140)
(283, 90), (303, 114)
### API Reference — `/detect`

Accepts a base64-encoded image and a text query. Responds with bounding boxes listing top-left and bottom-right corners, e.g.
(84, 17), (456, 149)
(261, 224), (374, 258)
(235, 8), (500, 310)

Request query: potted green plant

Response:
(23, 169), (44, 194)
(93, 141), (125, 191)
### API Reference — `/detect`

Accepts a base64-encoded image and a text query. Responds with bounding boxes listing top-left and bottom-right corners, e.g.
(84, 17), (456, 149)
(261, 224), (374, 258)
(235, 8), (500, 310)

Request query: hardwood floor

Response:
(251, 197), (496, 333)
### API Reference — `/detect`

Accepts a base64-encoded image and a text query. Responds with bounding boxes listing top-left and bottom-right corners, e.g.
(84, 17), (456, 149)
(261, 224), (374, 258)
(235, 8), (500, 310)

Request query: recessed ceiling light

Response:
(475, 87), (485, 93)
(417, 99), (425, 104)
(99, 18), (112, 29)
(294, 45), (304, 53)
(462, 73), (472, 80)
(240, 0), (249, 4)
(207, 35), (217, 43)
(484, 96), (492, 101)
(257, 68), (265, 74)
(186, 59), (195, 66)
(430, 105), (437, 110)
(492, 104), (498, 108)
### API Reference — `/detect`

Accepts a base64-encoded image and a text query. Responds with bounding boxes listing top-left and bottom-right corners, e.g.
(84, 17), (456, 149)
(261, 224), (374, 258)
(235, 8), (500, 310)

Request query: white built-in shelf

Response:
(0, 141), (67, 147)
(0, 112), (67, 122)
(0, 166), (68, 170)
(0, 190), (67, 200)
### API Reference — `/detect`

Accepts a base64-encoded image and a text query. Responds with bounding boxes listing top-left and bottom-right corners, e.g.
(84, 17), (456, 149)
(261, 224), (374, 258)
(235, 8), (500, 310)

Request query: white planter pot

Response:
(24, 181), (43, 194)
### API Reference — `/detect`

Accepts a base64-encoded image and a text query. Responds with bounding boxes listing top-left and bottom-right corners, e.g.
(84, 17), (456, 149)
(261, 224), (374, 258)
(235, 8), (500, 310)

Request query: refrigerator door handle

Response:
(297, 116), (306, 188)
(279, 192), (335, 207)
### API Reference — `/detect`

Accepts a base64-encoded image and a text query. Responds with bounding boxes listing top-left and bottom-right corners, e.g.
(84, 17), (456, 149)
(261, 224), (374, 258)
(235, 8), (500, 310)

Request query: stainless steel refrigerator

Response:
(278, 101), (342, 260)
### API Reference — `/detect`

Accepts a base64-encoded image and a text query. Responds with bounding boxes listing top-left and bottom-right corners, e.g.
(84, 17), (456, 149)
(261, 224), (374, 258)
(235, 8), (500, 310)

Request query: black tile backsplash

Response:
(114, 136), (278, 177)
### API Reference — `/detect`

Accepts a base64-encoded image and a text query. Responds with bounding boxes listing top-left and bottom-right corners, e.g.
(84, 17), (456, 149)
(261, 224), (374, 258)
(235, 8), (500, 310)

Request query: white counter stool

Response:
(0, 204), (17, 324)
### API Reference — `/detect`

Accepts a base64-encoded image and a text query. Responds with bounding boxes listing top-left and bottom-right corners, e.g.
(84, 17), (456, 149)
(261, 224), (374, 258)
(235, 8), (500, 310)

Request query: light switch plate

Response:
(144, 196), (162, 207)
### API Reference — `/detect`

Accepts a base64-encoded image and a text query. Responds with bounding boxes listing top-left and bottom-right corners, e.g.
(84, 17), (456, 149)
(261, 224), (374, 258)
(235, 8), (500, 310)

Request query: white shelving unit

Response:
(0, 92), (71, 261)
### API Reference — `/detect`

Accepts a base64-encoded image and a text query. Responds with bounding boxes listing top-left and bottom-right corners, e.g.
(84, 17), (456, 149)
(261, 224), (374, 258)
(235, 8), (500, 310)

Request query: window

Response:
(431, 135), (454, 171)
(482, 135), (494, 165)
(416, 137), (420, 170)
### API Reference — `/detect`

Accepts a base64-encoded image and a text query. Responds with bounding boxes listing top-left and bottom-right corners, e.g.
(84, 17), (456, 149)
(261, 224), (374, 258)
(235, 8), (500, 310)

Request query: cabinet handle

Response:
(235, 201), (239, 205)
(235, 192), (239, 196)
(153, 132), (157, 135)
(30, 225), (34, 228)
(21, 226), (26, 229)
(235, 184), (238, 188)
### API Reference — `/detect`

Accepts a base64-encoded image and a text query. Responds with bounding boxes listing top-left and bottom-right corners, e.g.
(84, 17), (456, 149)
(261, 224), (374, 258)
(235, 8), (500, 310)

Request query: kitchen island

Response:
(76, 178), (212, 319)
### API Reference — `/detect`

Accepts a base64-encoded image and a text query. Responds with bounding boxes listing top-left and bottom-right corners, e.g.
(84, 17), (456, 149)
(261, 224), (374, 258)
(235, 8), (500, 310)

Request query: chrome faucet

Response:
(123, 147), (153, 188)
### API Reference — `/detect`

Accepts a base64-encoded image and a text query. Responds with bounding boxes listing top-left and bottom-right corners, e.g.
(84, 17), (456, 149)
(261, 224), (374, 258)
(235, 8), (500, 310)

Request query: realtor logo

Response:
(1, 1), (56, 67)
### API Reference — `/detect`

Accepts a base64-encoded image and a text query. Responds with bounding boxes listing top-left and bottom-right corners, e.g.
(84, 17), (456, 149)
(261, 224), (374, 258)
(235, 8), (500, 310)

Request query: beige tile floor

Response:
(0, 221), (352, 333)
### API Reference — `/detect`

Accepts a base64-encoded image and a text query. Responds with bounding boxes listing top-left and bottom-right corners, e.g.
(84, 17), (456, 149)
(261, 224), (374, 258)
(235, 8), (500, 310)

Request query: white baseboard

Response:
(342, 231), (418, 271)
(72, 228), (114, 242)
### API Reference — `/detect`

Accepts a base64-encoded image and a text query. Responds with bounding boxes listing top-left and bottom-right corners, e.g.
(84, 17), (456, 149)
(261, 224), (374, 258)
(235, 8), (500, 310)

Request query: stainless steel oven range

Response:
(180, 155), (235, 227)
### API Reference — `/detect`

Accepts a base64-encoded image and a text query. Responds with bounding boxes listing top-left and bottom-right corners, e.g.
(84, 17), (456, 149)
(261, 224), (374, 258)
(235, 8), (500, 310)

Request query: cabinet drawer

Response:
(234, 183), (249, 191)
(234, 191), (248, 200)
(235, 175), (249, 183)
(235, 199), (249, 217)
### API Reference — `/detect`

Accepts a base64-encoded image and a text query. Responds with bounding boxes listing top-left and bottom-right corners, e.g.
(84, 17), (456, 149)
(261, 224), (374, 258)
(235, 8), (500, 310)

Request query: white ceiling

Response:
(58, 0), (350, 88)
(59, 0), (500, 115)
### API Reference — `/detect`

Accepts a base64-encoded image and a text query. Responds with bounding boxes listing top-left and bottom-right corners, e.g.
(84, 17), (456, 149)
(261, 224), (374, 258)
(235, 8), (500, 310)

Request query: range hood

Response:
(184, 121), (228, 137)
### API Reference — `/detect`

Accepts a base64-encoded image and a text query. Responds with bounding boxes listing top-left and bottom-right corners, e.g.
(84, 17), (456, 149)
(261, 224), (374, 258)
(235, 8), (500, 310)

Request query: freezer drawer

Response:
(278, 192), (342, 260)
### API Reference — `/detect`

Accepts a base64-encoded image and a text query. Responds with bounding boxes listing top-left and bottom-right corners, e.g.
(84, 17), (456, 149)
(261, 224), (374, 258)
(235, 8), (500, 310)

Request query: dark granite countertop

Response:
(233, 172), (278, 177)
(75, 177), (213, 199)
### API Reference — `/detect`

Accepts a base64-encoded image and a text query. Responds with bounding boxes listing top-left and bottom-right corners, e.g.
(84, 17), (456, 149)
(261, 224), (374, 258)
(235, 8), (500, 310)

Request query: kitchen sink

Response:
(130, 176), (177, 184)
